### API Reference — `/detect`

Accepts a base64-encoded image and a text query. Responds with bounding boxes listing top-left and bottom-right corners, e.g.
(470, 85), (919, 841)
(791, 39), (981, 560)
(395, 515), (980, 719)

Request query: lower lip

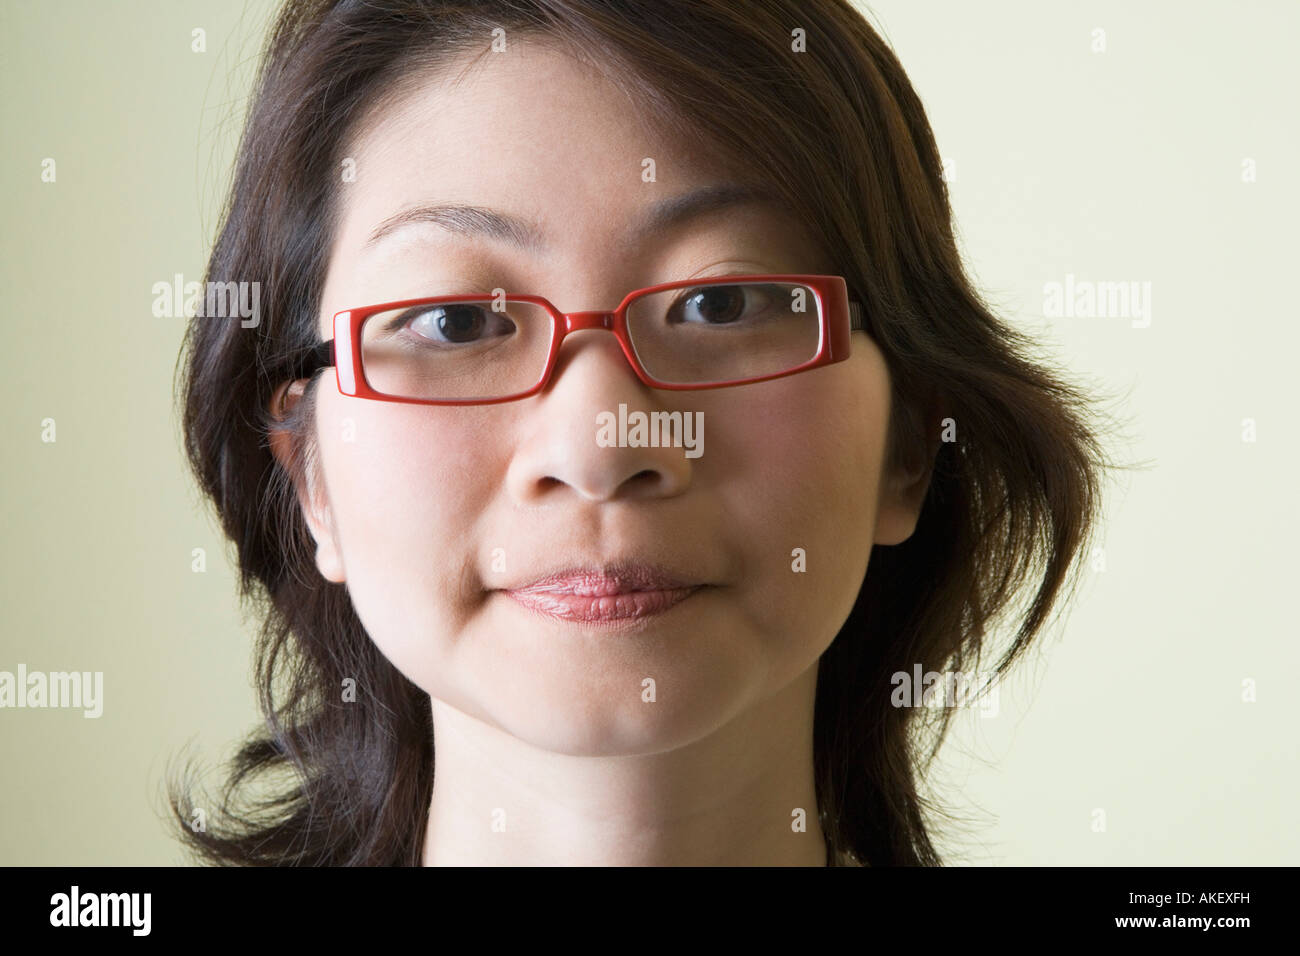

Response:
(502, 586), (702, 625)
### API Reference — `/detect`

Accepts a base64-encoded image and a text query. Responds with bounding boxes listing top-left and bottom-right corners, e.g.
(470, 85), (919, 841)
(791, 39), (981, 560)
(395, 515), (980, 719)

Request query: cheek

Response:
(316, 398), (499, 668)
(708, 357), (885, 649)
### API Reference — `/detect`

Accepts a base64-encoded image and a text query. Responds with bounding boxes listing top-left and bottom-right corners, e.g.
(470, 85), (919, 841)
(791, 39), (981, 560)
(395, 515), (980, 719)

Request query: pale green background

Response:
(1, 0), (1295, 865)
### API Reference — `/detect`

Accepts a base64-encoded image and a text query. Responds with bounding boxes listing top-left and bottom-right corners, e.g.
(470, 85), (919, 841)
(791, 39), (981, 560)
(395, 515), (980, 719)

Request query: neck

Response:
(422, 663), (827, 866)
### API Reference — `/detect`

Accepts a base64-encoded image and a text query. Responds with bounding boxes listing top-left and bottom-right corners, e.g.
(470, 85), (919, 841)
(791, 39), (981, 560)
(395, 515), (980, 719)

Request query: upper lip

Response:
(501, 562), (705, 595)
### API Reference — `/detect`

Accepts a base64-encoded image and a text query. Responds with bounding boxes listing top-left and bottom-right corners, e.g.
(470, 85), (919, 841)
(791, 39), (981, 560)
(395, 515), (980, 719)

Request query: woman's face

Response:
(281, 40), (923, 756)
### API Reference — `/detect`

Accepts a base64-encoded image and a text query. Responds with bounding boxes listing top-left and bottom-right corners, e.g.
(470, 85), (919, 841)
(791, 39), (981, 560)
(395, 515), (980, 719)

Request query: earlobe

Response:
(873, 399), (945, 547)
(872, 453), (933, 546)
(311, 528), (347, 584)
(298, 481), (346, 584)
(267, 380), (347, 584)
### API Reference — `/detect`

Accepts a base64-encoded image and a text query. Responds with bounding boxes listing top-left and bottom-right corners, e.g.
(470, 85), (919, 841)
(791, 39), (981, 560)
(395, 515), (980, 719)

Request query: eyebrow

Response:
(362, 182), (787, 255)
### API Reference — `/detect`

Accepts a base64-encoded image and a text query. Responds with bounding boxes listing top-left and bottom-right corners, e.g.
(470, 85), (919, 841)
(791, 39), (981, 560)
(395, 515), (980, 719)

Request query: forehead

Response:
(331, 39), (758, 252)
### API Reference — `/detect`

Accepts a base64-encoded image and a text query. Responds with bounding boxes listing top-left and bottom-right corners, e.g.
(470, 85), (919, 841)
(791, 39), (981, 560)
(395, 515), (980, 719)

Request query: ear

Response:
(873, 394), (944, 547)
(268, 380), (346, 583)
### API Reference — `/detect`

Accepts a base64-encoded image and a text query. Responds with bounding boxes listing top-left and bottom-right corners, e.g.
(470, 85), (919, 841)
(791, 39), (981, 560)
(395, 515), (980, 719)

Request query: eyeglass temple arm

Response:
(289, 339), (335, 380)
(292, 300), (863, 381)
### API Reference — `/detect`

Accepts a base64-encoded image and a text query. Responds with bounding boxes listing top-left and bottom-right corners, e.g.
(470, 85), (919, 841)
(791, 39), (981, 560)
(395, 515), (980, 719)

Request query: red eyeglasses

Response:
(295, 273), (865, 405)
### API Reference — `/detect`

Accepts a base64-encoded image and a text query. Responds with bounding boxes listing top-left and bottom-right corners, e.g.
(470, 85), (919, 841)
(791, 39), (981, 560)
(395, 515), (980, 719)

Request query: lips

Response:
(508, 565), (699, 595)
(501, 564), (705, 624)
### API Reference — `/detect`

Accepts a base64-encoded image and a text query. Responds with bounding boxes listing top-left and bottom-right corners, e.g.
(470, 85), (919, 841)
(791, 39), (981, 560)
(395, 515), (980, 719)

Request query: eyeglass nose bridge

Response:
(547, 308), (649, 388)
(561, 310), (617, 333)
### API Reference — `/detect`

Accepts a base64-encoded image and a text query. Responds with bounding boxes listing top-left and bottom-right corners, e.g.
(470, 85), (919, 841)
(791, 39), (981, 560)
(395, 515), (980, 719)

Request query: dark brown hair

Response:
(166, 0), (1130, 865)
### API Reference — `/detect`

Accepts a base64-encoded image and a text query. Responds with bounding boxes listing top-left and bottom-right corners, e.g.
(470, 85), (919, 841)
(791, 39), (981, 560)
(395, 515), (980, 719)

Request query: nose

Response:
(503, 314), (696, 505)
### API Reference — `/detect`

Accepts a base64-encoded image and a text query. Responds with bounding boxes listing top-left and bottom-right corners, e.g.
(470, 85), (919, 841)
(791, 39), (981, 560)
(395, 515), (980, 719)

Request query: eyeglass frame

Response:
(292, 273), (866, 406)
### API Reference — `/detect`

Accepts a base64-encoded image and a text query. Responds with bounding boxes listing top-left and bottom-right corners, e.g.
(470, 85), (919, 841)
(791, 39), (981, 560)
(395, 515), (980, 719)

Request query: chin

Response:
(470, 680), (744, 758)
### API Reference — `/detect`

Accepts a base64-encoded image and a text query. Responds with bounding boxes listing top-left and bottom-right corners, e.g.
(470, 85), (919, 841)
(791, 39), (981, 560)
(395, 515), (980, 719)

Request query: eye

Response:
(668, 284), (774, 325)
(392, 302), (516, 346)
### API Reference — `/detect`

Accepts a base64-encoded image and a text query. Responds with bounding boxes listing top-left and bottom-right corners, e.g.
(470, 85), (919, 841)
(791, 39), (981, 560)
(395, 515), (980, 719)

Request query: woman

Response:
(168, 0), (1120, 866)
